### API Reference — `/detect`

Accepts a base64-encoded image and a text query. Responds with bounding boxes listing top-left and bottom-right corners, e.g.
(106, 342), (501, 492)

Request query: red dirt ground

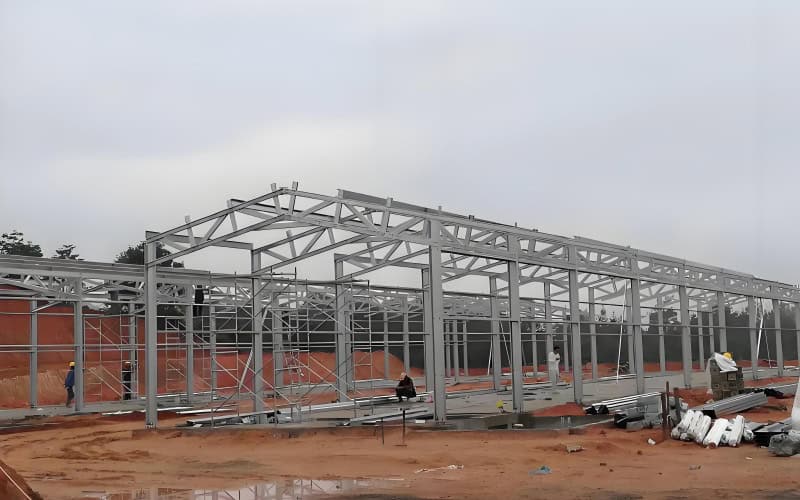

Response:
(0, 393), (796, 500)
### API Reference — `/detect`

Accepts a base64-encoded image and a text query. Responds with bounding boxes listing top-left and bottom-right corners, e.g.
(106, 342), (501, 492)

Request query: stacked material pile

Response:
(671, 410), (750, 448)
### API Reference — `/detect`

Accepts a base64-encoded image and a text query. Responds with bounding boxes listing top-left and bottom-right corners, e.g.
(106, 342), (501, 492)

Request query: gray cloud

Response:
(1, 1), (798, 284)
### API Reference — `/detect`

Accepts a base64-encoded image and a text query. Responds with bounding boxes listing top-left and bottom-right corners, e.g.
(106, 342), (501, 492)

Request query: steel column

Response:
(29, 300), (38, 407)
(251, 253), (265, 421)
(209, 305), (217, 396)
(773, 298), (784, 377)
(452, 321), (460, 381)
(335, 261), (349, 400)
(748, 297), (758, 380)
(544, 282), (554, 362)
(73, 278), (84, 411)
(657, 297), (666, 375)
(402, 300), (410, 374)
(568, 264), (583, 404)
(717, 291), (727, 352)
(184, 298), (194, 403)
(697, 309), (705, 367)
(708, 310), (716, 354)
(271, 292), (284, 389)
(428, 220), (447, 422)
(144, 242), (158, 428)
(490, 277), (503, 391)
(444, 322), (452, 378)
(588, 287), (597, 380)
(462, 320), (469, 378)
(630, 279), (644, 394)
(383, 313), (390, 379)
(422, 269), (435, 393)
(795, 303), (800, 374)
(508, 236), (524, 412)
(679, 285), (692, 388)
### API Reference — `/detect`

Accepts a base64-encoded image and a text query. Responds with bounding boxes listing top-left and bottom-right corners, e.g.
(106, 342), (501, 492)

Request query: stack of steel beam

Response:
(584, 392), (662, 415)
(694, 392), (768, 418)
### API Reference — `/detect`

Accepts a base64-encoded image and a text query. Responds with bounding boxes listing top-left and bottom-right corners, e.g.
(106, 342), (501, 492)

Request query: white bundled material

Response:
(703, 418), (729, 447)
(723, 415), (745, 447)
(692, 415), (712, 444)
(677, 410), (703, 441)
(672, 410), (694, 439)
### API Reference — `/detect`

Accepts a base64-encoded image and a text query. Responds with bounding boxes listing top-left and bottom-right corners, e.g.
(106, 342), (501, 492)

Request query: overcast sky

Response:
(2, 1), (799, 285)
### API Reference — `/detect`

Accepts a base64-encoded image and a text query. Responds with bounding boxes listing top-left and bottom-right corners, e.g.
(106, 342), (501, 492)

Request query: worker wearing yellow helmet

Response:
(65, 361), (76, 408)
(723, 352), (733, 360)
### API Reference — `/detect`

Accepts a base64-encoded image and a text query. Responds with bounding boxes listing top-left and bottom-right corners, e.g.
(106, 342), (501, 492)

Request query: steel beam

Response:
(697, 309), (705, 368)
(422, 269), (435, 393)
(29, 300), (38, 407)
(334, 261), (349, 401)
(184, 299), (194, 404)
(657, 297), (666, 375)
(210, 305), (217, 395)
(251, 253), (265, 422)
(402, 299), (410, 373)
(73, 278), (84, 412)
(462, 320), (469, 378)
(383, 313), (390, 379)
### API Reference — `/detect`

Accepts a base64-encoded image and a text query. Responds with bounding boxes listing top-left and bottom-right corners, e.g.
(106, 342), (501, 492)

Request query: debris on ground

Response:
(565, 444), (583, 453)
(529, 466), (551, 475)
(671, 410), (749, 448)
(689, 465), (702, 471)
(414, 464), (464, 474)
(647, 438), (656, 446)
(768, 431), (800, 457)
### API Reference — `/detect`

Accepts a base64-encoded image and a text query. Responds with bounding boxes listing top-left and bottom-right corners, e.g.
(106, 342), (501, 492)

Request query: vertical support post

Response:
(402, 299), (410, 374)
(444, 321), (452, 378)
(795, 303), (800, 376)
(508, 236), (524, 412)
(625, 288), (634, 370)
(251, 253), (265, 422)
(708, 310), (716, 354)
(422, 269), (435, 393)
(490, 277), (503, 391)
(657, 297), (666, 375)
(184, 297), (194, 403)
(271, 292), (284, 389)
(73, 278), (84, 412)
(697, 309), (704, 367)
(531, 321), (539, 376)
(335, 261), (349, 401)
(717, 291), (727, 353)
(544, 282), (554, 363)
(748, 297), (758, 380)
(773, 298), (784, 377)
(462, 320), (469, 378)
(144, 242), (158, 428)
(679, 285), (692, 388)
(383, 312), (390, 379)
(568, 260), (583, 404)
(428, 220), (447, 422)
(588, 288), (597, 380)
(452, 321), (460, 381)
(209, 305), (217, 396)
(630, 279), (645, 394)
(29, 300), (38, 407)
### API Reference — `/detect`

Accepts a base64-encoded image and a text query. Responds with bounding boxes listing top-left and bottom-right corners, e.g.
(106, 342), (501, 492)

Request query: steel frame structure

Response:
(2, 184), (799, 428)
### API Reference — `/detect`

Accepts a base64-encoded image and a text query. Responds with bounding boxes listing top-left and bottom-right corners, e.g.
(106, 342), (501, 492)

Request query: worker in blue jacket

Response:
(65, 361), (75, 408)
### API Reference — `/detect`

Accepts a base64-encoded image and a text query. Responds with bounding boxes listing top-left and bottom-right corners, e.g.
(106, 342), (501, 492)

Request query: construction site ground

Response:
(1, 373), (798, 500)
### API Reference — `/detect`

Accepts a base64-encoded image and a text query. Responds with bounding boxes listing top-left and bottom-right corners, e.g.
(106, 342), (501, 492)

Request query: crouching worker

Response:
(396, 372), (416, 402)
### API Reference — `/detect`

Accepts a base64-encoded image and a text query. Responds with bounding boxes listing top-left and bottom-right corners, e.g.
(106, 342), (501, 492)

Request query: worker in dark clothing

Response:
(65, 361), (76, 407)
(395, 372), (416, 402)
(121, 361), (133, 400)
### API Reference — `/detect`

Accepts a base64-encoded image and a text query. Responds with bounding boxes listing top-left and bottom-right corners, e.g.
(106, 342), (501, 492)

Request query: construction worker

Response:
(723, 352), (733, 361)
(395, 372), (416, 402)
(548, 345), (561, 388)
(65, 361), (75, 407)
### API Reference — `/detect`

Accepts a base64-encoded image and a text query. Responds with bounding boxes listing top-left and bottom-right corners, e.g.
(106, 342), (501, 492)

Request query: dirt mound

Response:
(0, 458), (42, 500)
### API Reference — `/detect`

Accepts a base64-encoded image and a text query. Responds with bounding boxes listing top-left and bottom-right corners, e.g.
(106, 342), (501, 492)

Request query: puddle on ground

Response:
(81, 478), (395, 499)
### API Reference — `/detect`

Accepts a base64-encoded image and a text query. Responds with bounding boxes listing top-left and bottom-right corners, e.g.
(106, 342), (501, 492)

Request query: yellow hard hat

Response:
(69, 361), (75, 367)
(723, 352), (732, 360)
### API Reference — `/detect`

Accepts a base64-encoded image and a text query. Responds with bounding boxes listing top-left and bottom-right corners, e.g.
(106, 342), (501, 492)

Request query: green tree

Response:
(115, 242), (184, 268)
(53, 244), (81, 260)
(0, 230), (43, 257)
